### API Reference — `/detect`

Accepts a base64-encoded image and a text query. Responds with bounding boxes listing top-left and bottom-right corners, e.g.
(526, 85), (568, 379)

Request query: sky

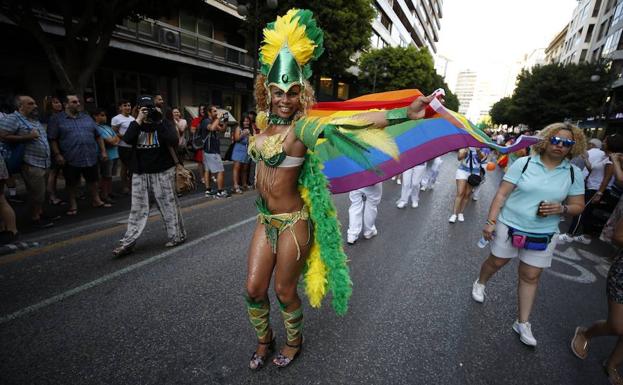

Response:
(436, 0), (578, 94)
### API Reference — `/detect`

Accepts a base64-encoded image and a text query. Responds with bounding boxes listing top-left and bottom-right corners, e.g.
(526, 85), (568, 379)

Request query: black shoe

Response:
(112, 242), (135, 258)
(32, 218), (54, 229)
(0, 231), (17, 245)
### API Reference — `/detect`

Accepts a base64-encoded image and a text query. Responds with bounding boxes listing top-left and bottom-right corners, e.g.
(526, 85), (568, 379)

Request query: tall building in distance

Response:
(455, 70), (477, 116)
(371, 0), (443, 52)
(545, 25), (569, 64)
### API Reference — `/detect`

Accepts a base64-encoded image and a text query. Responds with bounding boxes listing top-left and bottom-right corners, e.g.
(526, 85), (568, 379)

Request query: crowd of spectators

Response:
(0, 92), (257, 245)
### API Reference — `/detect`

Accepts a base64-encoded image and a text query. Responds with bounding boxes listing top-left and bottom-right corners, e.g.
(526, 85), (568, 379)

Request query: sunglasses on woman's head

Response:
(549, 136), (575, 147)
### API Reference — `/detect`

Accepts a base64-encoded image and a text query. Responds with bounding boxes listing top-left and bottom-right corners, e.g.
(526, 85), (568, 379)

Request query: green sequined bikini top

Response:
(248, 126), (304, 168)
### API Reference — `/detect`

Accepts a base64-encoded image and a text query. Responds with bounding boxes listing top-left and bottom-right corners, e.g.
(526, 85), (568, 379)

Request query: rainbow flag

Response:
(310, 90), (538, 194)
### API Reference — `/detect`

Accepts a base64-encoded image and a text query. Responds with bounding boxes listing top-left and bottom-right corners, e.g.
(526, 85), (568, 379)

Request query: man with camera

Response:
(201, 105), (228, 198)
(112, 95), (186, 257)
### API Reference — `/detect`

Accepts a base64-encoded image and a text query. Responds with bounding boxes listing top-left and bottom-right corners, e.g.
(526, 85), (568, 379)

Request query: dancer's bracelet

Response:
(385, 107), (409, 126)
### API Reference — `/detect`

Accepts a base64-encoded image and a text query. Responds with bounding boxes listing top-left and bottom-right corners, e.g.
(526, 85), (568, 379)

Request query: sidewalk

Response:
(8, 159), (250, 237)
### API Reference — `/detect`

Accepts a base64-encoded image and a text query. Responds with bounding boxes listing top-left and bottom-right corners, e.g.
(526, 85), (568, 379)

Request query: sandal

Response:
(249, 333), (275, 370)
(273, 338), (303, 368)
(48, 197), (66, 206)
(603, 360), (623, 385)
(66, 208), (78, 216)
(571, 327), (589, 359)
(93, 202), (112, 208)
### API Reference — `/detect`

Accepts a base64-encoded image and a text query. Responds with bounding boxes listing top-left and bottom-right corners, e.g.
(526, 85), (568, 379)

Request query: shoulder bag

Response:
(467, 150), (482, 187)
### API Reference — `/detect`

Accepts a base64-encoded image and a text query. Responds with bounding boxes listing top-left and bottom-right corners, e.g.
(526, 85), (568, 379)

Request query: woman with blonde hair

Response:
(471, 122), (586, 347)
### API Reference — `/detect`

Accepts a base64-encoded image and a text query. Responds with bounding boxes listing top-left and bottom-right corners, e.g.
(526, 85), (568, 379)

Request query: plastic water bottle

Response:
(477, 236), (490, 248)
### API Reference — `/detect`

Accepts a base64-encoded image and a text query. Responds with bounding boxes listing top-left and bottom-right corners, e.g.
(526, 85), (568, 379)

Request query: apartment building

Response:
(0, 0), (254, 119)
(559, 0), (619, 64)
(455, 70), (477, 116)
(544, 25), (568, 64)
(371, 0), (443, 52)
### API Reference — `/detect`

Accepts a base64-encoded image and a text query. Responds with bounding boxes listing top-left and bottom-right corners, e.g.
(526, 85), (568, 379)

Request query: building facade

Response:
(0, 1), (255, 121)
(559, 0), (619, 64)
(454, 70), (477, 117)
(371, 0), (443, 52)
(544, 25), (568, 64)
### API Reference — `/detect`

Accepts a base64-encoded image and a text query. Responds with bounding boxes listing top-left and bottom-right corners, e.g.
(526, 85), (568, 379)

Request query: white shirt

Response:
(585, 147), (611, 190)
(111, 114), (135, 148)
(496, 134), (505, 145)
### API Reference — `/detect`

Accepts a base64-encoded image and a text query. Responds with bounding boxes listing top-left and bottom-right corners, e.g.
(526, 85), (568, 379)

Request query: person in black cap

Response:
(112, 95), (186, 257)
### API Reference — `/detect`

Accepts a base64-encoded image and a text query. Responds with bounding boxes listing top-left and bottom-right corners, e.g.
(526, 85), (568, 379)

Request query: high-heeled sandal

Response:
(272, 338), (303, 368)
(249, 335), (275, 370)
(603, 360), (623, 385)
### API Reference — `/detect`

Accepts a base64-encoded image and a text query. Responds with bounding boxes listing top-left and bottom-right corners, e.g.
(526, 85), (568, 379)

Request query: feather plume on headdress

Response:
(259, 9), (324, 92)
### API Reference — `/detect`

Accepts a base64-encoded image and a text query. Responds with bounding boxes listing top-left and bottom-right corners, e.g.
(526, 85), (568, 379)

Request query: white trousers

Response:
(422, 157), (443, 188)
(397, 163), (427, 205)
(120, 167), (186, 247)
(347, 182), (383, 239)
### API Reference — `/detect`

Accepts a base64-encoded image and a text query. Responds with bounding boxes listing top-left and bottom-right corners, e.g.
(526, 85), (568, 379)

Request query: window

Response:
(580, 49), (588, 62)
(179, 11), (213, 38)
(614, 2), (623, 25)
(319, 77), (333, 96)
(337, 82), (349, 100)
(586, 24), (595, 42)
(593, 0), (602, 17)
(598, 20), (608, 40)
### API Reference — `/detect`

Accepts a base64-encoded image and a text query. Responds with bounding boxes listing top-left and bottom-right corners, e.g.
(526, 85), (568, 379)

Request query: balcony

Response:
(24, 10), (255, 78)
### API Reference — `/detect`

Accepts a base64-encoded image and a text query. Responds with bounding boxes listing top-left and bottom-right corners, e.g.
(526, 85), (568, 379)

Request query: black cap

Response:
(137, 95), (155, 108)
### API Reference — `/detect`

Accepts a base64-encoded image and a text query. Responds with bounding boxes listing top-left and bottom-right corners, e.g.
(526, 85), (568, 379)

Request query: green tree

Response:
(245, 0), (375, 79)
(509, 61), (611, 129)
(1, 0), (203, 97)
(489, 97), (515, 125)
(358, 46), (459, 111)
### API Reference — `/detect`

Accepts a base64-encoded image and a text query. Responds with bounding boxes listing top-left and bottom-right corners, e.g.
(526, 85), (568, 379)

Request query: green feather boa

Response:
(298, 152), (352, 315)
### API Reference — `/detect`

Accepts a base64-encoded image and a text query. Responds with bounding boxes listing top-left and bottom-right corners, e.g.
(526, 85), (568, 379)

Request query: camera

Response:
(220, 112), (229, 123)
(137, 95), (162, 123)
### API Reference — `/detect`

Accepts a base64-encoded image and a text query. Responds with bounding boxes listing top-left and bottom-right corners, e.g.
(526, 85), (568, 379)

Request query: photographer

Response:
(202, 105), (228, 198)
(112, 95), (186, 257)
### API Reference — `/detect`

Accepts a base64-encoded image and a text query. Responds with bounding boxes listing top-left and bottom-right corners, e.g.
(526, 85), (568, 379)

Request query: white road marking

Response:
(545, 247), (611, 283)
(0, 216), (256, 325)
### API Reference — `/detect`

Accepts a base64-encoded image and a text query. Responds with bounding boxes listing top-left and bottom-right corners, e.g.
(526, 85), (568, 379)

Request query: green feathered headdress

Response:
(259, 9), (324, 92)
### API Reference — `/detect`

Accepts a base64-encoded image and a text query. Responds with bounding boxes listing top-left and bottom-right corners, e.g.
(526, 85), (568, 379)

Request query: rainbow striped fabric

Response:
(309, 90), (538, 194)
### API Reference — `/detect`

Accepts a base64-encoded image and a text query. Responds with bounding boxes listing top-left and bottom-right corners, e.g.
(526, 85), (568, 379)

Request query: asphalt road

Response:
(0, 154), (615, 385)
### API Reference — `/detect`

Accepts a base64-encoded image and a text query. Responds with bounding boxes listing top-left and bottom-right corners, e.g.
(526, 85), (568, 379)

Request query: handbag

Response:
(167, 145), (196, 194)
(507, 226), (554, 251)
(223, 141), (235, 161)
(466, 149), (482, 187)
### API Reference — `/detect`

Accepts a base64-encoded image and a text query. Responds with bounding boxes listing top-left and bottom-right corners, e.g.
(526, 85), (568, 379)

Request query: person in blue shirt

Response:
(91, 108), (119, 204)
(471, 122), (586, 347)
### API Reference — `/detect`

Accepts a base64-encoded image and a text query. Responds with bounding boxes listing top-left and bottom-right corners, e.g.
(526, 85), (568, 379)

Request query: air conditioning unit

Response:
(159, 26), (181, 49)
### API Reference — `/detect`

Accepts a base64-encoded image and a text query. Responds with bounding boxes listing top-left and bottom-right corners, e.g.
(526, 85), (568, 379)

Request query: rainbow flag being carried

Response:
(309, 90), (538, 194)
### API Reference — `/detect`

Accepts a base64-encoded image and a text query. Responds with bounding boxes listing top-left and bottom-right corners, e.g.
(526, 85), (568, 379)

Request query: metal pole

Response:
(252, 0), (259, 86)
(372, 64), (377, 93)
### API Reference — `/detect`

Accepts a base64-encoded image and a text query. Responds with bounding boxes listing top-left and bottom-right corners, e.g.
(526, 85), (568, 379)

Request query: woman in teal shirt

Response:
(471, 122), (586, 347)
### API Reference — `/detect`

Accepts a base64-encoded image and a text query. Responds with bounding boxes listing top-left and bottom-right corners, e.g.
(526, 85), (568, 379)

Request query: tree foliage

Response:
(245, 0), (375, 79)
(490, 61), (611, 129)
(358, 46), (459, 111)
(0, 0), (203, 96)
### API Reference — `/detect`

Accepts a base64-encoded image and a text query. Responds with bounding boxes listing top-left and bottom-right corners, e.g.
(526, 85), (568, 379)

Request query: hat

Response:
(259, 9), (324, 93)
(589, 138), (602, 148)
(137, 95), (155, 108)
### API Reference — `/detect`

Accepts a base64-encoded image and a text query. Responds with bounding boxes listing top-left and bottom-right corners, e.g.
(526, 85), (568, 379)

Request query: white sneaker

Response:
(558, 233), (574, 243)
(396, 179), (401, 185)
(449, 214), (457, 223)
(574, 235), (592, 245)
(363, 229), (378, 239)
(420, 186), (427, 191)
(411, 201), (419, 208)
(458, 213), (465, 222)
(346, 235), (358, 245)
(396, 201), (407, 209)
(472, 195), (479, 201)
(513, 320), (537, 347)
(472, 280), (485, 303)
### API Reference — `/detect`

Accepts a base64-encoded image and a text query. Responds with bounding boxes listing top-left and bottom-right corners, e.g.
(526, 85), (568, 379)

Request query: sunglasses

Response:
(549, 136), (576, 148)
